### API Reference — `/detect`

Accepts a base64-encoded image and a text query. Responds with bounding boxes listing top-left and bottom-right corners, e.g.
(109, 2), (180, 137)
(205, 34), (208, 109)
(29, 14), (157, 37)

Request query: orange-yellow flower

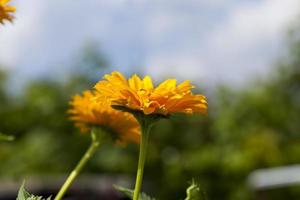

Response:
(68, 90), (140, 144)
(94, 71), (207, 115)
(0, 0), (15, 24)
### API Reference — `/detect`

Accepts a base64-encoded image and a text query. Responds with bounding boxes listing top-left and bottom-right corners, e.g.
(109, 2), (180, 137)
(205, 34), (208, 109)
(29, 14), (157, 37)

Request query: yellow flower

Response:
(94, 71), (208, 115)
(0, 0), (15, 24)
(68, 90), (140, 144)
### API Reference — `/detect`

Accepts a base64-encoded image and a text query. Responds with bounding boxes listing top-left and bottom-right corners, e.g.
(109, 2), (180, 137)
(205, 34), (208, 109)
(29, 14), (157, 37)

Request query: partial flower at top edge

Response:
(0, 0), (15, 24)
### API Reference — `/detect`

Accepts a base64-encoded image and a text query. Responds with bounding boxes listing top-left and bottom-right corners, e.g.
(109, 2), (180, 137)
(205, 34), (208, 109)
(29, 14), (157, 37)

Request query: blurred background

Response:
(1, 0), (300, 199)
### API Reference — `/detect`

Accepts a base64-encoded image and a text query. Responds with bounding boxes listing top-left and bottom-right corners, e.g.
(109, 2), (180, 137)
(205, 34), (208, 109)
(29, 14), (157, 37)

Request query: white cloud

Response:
(144, 0), (300, 85)
(211, 0), (299, 47)
(204, 0), (300, 83)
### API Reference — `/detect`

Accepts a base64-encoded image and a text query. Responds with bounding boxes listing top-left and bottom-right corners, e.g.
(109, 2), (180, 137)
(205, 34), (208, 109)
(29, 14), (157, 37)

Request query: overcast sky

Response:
(0, 0), (299, 87)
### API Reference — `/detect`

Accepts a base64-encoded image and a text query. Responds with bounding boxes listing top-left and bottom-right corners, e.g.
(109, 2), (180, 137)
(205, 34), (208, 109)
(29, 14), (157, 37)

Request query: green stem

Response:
(133, 122), (151, 200)
(54, 139), (100, 200)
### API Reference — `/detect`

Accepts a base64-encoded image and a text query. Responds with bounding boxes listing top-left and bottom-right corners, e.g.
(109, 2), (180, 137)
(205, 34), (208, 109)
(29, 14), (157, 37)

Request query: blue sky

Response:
(0, 0), (299, 87)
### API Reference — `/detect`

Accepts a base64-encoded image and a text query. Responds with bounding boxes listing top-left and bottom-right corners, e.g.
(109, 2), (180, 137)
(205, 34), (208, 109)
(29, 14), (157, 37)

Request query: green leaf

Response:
(113, 185), (157, 200)
(17, 182), (31, 200)
(16, 182), (51, 200)
(184, 181), (206, 200)
(0, 132), (15, 141)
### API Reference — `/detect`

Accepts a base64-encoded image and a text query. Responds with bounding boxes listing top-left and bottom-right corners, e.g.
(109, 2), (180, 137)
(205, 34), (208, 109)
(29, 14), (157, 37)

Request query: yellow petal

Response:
(119, 89), (141, 106)
(4, 6), (15, 12)
(143, 101), (160, 115)
(154, 79), (177, 94)
(177, 80), (194, 93)
(143, 106), (156, 115)
(104, 71), (127, 85)
(128, 74), (143, 91)
(0, 0), (9, 5)
(143, 76), (153, 91)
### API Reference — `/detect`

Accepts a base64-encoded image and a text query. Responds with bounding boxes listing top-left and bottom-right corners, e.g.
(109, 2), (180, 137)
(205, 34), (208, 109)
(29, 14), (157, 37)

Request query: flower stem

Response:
(54, 138), (100, 200)
(133, 122), (151, 200)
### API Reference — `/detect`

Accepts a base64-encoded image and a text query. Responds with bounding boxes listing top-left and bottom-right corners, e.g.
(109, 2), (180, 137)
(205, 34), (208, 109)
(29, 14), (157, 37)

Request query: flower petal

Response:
(143, 76), (154, 91)
(129, 74), (143, 91)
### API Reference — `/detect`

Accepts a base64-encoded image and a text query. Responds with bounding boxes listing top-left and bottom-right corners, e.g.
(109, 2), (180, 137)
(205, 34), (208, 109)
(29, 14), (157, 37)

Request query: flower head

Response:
(94, 71), (207, 116)
(0, 0), (15, 24)
(68, 90), (140, 144)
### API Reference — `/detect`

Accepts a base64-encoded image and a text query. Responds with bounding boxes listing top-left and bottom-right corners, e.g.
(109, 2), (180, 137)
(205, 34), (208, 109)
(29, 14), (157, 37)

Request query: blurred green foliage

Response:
(1, 29), (300, 200)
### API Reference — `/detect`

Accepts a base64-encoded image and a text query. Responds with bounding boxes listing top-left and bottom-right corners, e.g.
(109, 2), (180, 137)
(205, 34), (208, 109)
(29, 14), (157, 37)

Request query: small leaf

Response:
(16, 182), (51, 200)
(184, 181), (206, 200)
(0, 132), (15, 141)
(17, 182), (31, 200)
(113, 185), (157, 200)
